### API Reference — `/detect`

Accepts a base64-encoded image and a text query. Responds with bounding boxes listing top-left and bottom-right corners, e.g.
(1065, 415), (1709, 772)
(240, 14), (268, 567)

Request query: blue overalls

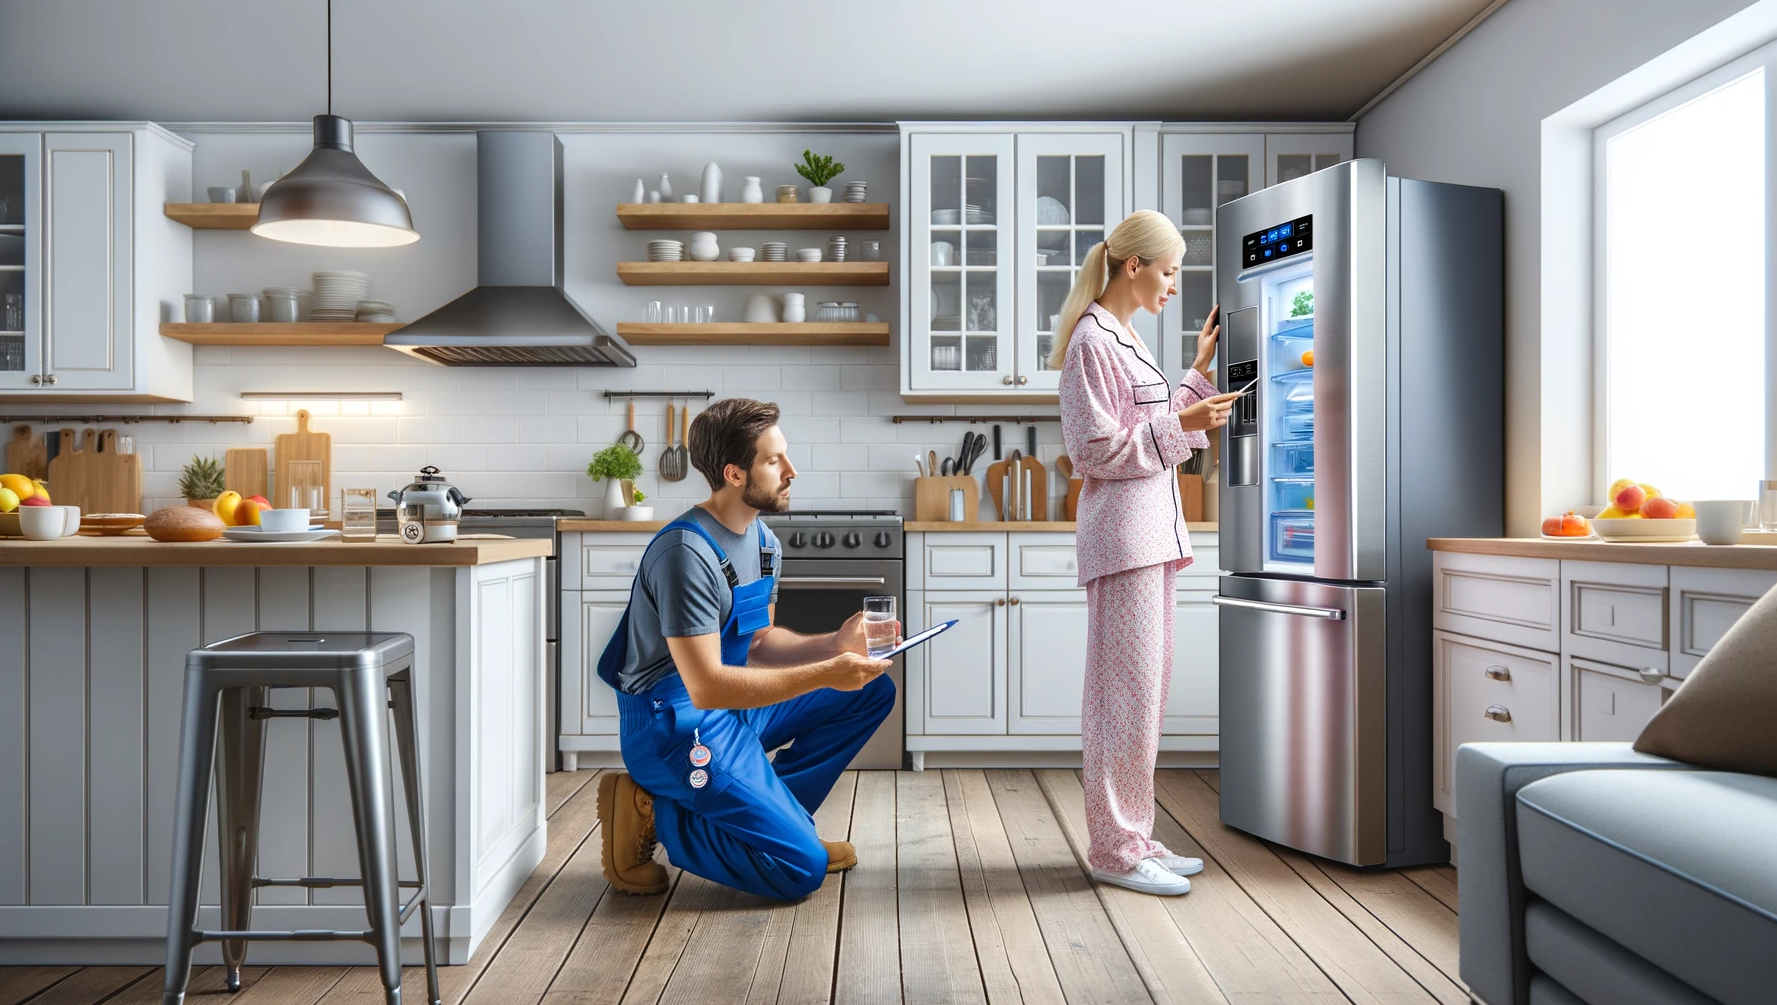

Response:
(597, 517), (895, 901)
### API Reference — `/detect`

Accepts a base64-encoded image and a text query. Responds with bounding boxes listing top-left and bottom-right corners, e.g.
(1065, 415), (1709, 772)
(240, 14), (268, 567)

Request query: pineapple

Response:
(178, 455), (226, 502)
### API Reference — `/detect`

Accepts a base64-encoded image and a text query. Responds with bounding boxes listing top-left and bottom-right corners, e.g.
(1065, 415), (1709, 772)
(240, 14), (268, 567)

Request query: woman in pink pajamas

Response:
(1052, 209), (1238, 896)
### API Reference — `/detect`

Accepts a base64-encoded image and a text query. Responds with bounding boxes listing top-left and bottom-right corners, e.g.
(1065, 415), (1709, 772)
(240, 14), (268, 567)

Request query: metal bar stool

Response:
(162, 632), (440, 1005)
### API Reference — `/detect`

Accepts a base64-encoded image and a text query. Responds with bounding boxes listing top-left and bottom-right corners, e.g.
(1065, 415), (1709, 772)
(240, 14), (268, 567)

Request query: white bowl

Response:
(796, 249), (822, 262)
(1590, 517), (1696, 543)
(729, 248), (756, 261)
(259, 508), (310, 533)
(619, 506), (654, 522)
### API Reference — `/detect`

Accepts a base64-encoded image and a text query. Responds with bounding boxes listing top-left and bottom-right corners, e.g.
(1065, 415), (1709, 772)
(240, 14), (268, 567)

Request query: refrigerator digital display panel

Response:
(1242, 215), (1314, 269)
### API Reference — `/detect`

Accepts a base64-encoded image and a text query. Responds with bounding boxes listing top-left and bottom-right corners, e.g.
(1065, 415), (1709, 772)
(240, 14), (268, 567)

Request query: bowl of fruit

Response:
(1590, 479), (1696, 543)
(0, 472), (54, 536)
(1540, 510), (1594, 540)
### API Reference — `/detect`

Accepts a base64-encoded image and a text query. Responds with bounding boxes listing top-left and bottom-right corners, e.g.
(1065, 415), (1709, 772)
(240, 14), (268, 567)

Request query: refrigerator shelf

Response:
(1271, 369), (1314, 385)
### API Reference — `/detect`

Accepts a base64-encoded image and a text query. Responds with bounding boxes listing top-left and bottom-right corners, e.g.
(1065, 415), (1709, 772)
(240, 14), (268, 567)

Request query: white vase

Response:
(700, 162), (722, 204)
(604, 477), (627, 516)
(809, 186), (833, 203)
(630, 178), (645, 203)
(740, 176), (763, 203)
(657, 172), (674, 202)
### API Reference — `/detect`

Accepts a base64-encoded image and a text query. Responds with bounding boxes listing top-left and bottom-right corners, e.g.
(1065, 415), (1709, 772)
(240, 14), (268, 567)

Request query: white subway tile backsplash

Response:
(397, 417), (459, 443)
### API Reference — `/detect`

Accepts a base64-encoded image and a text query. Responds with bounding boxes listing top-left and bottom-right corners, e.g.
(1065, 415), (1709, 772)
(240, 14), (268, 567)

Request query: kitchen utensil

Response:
(993, 425), (1002, 460)
(940, 457), (953, 476)
(914, 475), (979, 522)
(1694, 501), (1752, 545)
(1056, 455), (1073, 480)
(274, 410), (332, 517)
(928, 451), (939, 483)
(915, 454), (926, 478)
(618, 400), (645, 453)
(673, 403), (691, 480)
(225, 447), (269, 499)
(7, 424), (46, 480)
(1005, 449), (1022, 522)
(1027, 425), (1037, 459)
(659, 401), (685, 482)
(1020, 455), (1047, 522)
(45, 428), (141, 516)
(985, 459), (1009, 520)
(386, 465), (470, 544)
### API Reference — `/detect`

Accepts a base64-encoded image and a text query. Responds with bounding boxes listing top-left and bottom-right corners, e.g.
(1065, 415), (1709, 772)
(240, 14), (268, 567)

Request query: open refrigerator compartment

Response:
(1270, 315), (1314, 376)
(1262, 269), (1316, 568)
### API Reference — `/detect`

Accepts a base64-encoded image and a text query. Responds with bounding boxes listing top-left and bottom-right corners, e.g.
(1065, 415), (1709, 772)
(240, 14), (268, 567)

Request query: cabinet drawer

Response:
(1433, 631), (1557, 816)
(1567, 656), (1666, 742)
(575, 533), (653, 591)
(1562, 561), (1667, 673)
(1433, 552), (1560, 652)
(1179, 542), (1219, 589)
(1669, 566), (1777, 678)
(1009, 533), (1078, 589)
(919, 532), (1007, 588)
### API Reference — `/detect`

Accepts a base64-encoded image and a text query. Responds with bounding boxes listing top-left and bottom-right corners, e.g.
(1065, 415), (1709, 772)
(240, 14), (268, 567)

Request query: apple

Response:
(19, 494), (50, 507)
(0, 487), (16, 513)
(1642, 497), (1680, 520)
(1542, 516), (1563, 536)
(1613, 484), (1647, 512)
(237, 498), (264, 526)
(1560, 512), (1590, 536)
(247, 495), (271, 510)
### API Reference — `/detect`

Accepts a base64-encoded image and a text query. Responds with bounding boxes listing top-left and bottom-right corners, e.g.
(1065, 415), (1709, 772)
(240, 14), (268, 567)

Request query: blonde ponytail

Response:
(1047, 209), (1184, 370)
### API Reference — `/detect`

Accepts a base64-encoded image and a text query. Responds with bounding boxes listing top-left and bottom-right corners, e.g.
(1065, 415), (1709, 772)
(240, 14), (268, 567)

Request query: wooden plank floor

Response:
(1, 769), (1462, 1005)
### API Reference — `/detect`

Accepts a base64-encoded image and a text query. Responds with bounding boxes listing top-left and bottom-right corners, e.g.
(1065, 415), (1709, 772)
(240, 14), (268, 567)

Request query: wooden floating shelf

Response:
(159, 322), (405, 346)
(616, 261), (889, 286)
(163, 203), (260, 229)
(616, 202), (889, 231)
(616, 322), (889, 347)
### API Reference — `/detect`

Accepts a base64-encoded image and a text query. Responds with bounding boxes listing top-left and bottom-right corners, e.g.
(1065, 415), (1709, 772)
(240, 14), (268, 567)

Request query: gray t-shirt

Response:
(616, 506), (781, 695)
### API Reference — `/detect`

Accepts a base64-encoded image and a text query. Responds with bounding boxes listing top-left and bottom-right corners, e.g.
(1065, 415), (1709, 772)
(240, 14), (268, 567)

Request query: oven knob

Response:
(842, 531), (862, 549)
(874, 531), (894, 549)
(813, 531), (836, 549)
(787, 532), (808, 549)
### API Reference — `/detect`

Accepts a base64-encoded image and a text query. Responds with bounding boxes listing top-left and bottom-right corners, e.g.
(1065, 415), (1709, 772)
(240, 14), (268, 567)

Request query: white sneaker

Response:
(1090, 857), (1192, 896)
(1148, 852), (1204, 876)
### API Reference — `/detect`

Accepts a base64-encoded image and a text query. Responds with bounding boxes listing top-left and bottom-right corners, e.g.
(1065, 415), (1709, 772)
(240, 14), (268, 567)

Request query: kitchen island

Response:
(0, 535), (551, 966)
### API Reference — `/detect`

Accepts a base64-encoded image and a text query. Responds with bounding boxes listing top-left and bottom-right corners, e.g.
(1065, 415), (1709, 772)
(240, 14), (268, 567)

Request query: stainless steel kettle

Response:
(387, 466), (471, 544)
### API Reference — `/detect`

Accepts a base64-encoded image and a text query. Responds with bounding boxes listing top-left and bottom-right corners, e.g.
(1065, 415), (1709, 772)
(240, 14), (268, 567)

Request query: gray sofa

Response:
(1456, 742), (1777, 1005)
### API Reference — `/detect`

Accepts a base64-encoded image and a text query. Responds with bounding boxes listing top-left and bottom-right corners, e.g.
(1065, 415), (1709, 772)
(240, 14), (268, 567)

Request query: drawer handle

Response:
(995, 597), (1006, 607)
(1639, 667), (1666, 685)
(1484, 665), (1512, 681)
(1484, 705), (1512, 723)
(1009, 596), (1021, 606)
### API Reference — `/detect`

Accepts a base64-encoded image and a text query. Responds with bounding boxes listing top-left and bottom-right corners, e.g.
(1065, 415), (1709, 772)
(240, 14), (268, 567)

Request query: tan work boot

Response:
(823, 839), (858, 873)
(599, 772), (669, 894)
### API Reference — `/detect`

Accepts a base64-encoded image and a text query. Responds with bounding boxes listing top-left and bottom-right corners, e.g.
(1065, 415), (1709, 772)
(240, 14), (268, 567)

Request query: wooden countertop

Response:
(1427, 536), (1777, 570)
(557, 519), (669, 532)
(0, 534), (552, 568)
(907, 521), (1219, 533)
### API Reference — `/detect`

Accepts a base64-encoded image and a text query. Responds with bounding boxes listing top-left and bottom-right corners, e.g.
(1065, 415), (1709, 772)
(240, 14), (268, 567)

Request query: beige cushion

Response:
(1635, 583), (1777, 777)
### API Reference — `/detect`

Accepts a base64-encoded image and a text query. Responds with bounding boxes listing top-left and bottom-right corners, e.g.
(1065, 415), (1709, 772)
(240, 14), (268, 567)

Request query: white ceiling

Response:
(0, 0), (1498, 123)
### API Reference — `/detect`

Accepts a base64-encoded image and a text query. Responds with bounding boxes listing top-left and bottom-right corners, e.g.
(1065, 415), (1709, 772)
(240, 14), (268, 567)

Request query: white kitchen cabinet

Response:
(1265, 132), (1353, 187)
(920, 591), (1008, 735)
(0, 123), (193, 401)
(1156, 132), (1264, 373)
(1668, 566), (1777, 678)
(1007, 590), (1090, 734)
(1561, 560), (1668, 675)
(1566, 656), (1666, 742)
(1433, 550), (1562, 653)
(917, 531), (1008, 588)
(1015, 132), (1125, 392)
(1165, 588), (1219, 735)
(559, 591), (624, 743)
(1432, 629), (1558, 817)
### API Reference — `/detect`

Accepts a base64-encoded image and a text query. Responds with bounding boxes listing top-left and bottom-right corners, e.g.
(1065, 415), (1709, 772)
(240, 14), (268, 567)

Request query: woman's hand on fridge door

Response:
(1178, 391), (1240, 433)
(1190, 305), (1221, 379)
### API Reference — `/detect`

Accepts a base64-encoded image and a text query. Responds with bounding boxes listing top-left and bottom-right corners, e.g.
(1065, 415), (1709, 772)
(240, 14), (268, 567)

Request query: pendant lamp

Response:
(252, 0), (418, 247)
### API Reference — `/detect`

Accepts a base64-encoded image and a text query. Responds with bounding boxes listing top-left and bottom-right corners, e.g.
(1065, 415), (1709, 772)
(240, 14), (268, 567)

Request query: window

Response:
(1596, 66), (1766, 500)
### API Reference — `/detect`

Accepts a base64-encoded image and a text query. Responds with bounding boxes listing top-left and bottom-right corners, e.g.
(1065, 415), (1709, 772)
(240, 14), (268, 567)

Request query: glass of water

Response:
(862, 596), (898, 659)
(342, 488), (378, 542)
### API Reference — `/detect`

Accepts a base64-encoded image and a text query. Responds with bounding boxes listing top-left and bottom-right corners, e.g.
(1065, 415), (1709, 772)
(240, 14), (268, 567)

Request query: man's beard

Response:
(742, 474), (791, 512)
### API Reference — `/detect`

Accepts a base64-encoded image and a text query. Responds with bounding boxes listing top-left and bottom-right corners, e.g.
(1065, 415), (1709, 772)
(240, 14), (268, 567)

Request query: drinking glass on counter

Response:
(342, 487), (378, 541)
(1760, 480), (1777, 532)
(643, 300), (662, 324)
(287, 460), (325, 515)
(862, 596), (898, 659)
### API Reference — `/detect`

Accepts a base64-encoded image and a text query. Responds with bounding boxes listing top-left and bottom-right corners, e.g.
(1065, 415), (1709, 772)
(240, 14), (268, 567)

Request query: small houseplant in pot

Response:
(796, 149), (845, 203)
(624, 488), (653, 522)
(587, 443), (644, 517)
(179, 455), (226, 509)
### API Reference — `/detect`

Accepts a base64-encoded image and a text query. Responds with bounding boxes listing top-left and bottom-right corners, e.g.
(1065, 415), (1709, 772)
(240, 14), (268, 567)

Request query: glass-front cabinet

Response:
(1266, 132), (1352, 187)
(1016, 133), (1124, 392)
(0, 134), (39, 390)
(908, 133), (1016, 392)
(1159, 133), (1263, 375)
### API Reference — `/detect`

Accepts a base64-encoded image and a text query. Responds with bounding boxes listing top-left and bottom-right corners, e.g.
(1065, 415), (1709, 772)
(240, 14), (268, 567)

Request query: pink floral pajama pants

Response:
(1082, 561), (1178, 872)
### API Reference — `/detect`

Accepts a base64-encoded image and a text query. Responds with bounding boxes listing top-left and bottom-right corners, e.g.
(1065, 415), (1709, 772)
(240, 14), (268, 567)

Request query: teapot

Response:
(387, 466), (470, 544)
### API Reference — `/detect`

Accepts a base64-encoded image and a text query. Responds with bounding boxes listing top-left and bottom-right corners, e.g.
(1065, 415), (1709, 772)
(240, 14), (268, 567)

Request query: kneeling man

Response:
(595, 397), (896, 900)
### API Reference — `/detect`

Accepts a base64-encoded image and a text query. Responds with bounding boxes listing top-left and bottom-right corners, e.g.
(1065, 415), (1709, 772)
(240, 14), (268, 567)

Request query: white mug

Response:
(19, 505), (64, 540)
(1693, 499), (1752, 545)
(59, 505), (80, 537)
(930, 241), (955, 267)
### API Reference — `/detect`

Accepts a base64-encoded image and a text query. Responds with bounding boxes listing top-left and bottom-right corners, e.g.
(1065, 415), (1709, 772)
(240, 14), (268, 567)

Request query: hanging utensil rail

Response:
(602, 391), (715, 399)
(0, 414), (255, 424)
(890, 415), (1059, 424)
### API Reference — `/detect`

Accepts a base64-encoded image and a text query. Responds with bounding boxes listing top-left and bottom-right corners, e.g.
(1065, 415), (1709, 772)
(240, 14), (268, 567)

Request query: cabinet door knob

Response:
(1009, 596), (1020, 605)
(995, 597), (1006, 607)
(1639, 668), (1666, 685)
(1484, 705), (1512, 723)
(29, 374), (41, 385)
(1016, 375), (1029, 385)
(1484, 665), (1512, 681)
(1002, 376), (1015, 385)
(44, 374), (57, 385)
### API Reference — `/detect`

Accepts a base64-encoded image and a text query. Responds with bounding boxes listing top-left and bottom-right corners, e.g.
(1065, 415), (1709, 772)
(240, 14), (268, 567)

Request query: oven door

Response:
(773, 558), (905, 769)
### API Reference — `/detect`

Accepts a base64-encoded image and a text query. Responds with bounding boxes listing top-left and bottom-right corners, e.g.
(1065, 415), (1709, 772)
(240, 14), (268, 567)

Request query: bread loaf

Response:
(145, 506), (225, 542)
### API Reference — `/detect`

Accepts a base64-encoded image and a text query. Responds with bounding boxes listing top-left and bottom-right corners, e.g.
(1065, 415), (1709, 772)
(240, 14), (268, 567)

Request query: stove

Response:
(763, 510), (903, 560)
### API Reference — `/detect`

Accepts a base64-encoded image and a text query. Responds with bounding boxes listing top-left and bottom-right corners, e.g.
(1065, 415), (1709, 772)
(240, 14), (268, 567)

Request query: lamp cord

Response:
(326, 0), (332, 115)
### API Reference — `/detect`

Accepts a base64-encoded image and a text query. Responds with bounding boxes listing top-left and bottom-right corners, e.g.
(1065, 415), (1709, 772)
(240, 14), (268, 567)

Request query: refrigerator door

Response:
(1216, 159), (1388, 582)
(1215, 574), (1387, 865)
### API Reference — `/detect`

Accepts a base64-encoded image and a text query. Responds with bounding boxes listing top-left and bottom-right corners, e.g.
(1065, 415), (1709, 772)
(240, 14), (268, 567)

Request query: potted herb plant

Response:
(179, 454), (225, 509)
(795, 149), (845, 203)
(588, 443), (644, 517)
(625, 488), (652, 522)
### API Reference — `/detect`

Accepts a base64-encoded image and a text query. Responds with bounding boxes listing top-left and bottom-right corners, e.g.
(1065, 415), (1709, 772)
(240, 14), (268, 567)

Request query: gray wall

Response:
(1355, 0), (1760, 536)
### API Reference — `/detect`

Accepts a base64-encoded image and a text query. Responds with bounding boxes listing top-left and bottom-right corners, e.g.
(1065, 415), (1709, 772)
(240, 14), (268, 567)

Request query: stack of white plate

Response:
(1181, 207), (1213, 225)
(1217, 180), (1246, 203)
(355, 299), (396, 323)
(761, 242), (788, 262)
(311, 271), (371, 322)
(931, 208), (961, 226)
(843, 180), (869, 203)
(646, 240), (684, 262)
(795, 247), (823, 262)
(825, 236), (847, 262)
(965, 204), (993, 224)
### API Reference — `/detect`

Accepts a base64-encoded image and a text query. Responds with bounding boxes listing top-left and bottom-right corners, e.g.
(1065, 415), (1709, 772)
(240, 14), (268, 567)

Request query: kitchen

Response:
(3, 1), (1776, 1003)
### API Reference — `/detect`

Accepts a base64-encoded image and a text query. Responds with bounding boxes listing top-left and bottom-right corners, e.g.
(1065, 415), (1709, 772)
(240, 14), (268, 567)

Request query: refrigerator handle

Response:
(1211, 595), (1347, 621)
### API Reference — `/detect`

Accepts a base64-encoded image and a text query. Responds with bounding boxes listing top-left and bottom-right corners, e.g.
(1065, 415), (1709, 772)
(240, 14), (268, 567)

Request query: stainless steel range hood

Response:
(385, 131), (635, 367)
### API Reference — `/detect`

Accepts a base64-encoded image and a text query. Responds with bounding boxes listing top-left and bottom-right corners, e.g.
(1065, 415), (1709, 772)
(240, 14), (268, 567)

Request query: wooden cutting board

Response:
(225, 447), (269, 499)
(274, 410), (331, 513)
(6, 425), (46, 480)
(985, 459), (1011, 520)
(46, 428), (141, 514)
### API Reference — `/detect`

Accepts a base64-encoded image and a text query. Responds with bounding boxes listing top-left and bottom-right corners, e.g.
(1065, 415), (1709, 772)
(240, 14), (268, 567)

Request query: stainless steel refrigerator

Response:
(1212, 159), (1502, 867)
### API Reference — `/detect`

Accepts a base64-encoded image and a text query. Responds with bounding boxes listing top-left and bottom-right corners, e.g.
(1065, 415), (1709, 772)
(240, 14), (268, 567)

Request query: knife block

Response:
(914, 475), (979, 522)
(1177, 471), (1205, 522)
